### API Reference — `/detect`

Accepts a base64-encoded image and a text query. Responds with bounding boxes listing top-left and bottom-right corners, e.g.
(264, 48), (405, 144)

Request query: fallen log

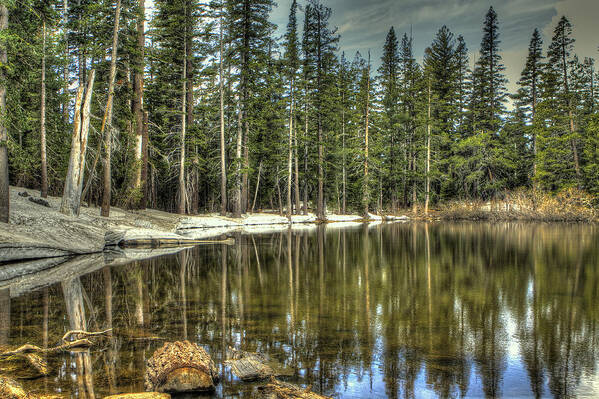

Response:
(259, 377), (332, 399)
(144, 341), (219, 393)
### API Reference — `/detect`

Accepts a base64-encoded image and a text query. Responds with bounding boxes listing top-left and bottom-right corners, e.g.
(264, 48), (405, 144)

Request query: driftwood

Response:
(0, 329), (110, 378)
(259, 377), (332, 399)
(144, 341), (219, 393)
(61, 329), (112, 343)
(225, 348), (274, 381)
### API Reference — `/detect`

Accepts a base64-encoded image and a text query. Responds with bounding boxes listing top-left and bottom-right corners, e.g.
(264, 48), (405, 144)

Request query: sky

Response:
(269, 0), (599, 95)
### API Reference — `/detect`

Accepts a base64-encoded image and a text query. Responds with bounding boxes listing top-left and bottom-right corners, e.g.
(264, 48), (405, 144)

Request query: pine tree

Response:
(399, 32), (420, 208)
(536, 16), (581, 190)
(466, 6), (510, 198)
(303, 0), (339, 219)
(515, 28), (543, 179)
(378, 27), (400, 210)
(284, 0), (299, 218)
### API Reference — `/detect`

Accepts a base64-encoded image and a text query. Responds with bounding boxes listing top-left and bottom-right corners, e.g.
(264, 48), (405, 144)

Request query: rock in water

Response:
(144, 341), (218, 393)
(104, 394), (170, 399)
(226, 349), (275, 381)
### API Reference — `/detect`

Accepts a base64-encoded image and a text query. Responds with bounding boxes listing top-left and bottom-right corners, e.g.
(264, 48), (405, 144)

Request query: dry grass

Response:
(436, 188), (597, 222)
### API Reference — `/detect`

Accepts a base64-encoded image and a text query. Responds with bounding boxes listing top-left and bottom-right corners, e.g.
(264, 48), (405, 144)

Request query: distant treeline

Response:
(0, 0), (597, 221)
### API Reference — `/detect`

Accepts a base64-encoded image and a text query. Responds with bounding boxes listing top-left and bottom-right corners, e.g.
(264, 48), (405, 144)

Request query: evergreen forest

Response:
(0, 0), (598, 221)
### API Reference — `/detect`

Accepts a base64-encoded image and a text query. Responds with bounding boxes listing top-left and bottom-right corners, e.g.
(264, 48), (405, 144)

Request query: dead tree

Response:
(61, 70), (96, 217)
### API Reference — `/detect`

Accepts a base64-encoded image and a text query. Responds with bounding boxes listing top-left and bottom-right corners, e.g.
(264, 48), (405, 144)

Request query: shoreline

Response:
(2, 186), (596, 264)
(0, 187), (408, 263)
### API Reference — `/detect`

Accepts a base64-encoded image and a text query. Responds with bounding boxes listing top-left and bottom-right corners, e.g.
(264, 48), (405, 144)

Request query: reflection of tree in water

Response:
(3, 223), (599, 398)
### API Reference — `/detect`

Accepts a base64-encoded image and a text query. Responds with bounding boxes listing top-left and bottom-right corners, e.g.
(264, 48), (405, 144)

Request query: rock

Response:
(144, 341), (218, 393)
(104, 394), (170, 399)
(226, 349), (274, 381)
(28, 197), (51, 208)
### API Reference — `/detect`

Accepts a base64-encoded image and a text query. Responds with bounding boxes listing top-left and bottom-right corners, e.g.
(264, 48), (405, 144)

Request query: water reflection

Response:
(2, 222), (599, 398)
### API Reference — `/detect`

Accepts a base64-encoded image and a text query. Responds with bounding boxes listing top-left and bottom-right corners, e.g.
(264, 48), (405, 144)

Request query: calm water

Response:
(1, 222), (599, 398)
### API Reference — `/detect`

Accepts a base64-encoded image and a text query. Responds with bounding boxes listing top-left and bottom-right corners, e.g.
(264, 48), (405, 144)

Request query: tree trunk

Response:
(251, 161), (262, 213)
(0, 5), (8, 223)
(425, 78), (431, 216)
(141, 110), (149, 208)
(178, 42), (187, 215)
(293, 122), (300, 215)
(276, 166), (283, 216)
(242, 119), (249, 213)
(40, 20), (48, 198)
(233, 99), (243, 218)
(101, 0), (122, 218)
(341, 97), (346, 215)
(303, 99), (308, 215)
(132, 0), (146, 209)
(363, 54), (370, 218)
(61, 70), (96, 217)
(185, 4), (194, 214)
(287, 78), (294, 220)
(219, 6), (227, 216)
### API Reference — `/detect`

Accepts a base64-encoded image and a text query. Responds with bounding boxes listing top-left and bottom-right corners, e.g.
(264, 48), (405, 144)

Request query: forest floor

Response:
(0, 187), (408, 263)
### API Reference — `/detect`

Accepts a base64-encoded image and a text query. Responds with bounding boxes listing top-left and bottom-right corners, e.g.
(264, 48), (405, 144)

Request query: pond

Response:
(1, 222), (599, 398)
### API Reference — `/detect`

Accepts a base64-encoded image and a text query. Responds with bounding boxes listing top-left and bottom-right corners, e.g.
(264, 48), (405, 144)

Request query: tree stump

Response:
(144, 341), (218, 393)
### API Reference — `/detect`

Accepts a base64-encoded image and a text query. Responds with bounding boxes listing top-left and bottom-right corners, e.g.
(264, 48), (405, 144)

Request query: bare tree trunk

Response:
(141, 110), (149, 208)
(302, 100), (308, 216)
(363, 53), (370, 218)
(219, 5), (227, 216)
(293, 123), (300, 215)
(178, 41), (187, 215)
(185, 8), (194, 214)
(276, 166), (283, 216)
(61, 70), (96, 217)
(101, 0), (122, 218)
(0, 5), (8, 223)
(287, 78), (294, 220)
(251, 161), (262, 213)
(425, 78), (431, 216)
(233, 99), (243, 218)
(132, 0), (145, 208)
(242, 119), (249, 213)
(341, 97), (346, 215)
(40, 20), (48, 198)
